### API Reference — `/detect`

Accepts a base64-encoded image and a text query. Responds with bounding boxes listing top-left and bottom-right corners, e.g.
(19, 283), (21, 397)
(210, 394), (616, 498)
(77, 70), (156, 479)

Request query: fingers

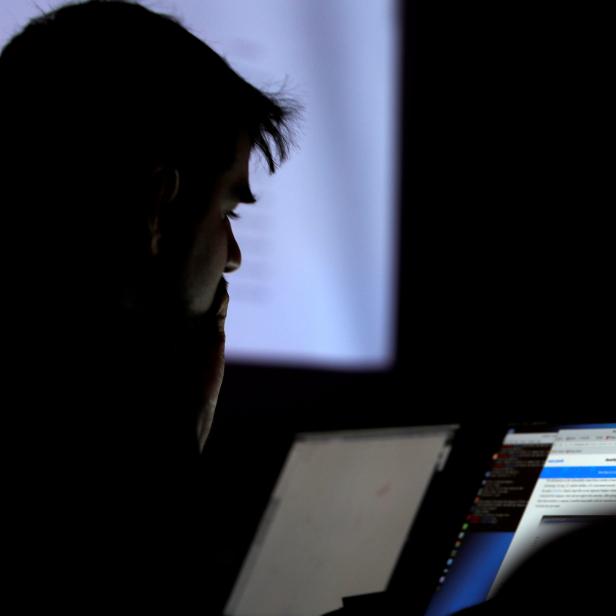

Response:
(215, 288), (229, 336)
(193, 279), (229, 452)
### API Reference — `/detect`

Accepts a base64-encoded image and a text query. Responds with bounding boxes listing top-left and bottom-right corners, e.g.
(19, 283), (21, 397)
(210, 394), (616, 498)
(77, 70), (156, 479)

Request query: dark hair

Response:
(0, 0), (297, 303)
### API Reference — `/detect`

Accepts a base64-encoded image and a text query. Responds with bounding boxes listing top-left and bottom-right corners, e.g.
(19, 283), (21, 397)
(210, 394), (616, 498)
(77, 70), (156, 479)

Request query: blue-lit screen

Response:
(425, 423), (616, 615)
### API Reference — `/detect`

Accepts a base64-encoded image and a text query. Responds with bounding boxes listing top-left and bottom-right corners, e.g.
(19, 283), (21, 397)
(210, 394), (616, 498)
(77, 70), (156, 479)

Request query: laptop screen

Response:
(224, 425), (457, 616)
(424, 422), (616, 616)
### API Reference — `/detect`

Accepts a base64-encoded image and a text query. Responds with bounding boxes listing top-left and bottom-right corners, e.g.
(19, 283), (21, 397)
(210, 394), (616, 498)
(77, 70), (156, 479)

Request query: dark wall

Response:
(402, 2), (614, 414)
(401, 2), (613, 420)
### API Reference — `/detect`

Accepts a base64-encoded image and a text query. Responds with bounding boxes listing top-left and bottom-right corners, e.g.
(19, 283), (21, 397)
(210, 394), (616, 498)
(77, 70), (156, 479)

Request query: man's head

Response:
(0, 0), (295, 316)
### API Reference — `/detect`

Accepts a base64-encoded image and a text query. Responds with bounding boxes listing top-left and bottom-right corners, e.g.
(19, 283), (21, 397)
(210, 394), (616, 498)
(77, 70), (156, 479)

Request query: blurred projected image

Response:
(1, 0), (400, 369)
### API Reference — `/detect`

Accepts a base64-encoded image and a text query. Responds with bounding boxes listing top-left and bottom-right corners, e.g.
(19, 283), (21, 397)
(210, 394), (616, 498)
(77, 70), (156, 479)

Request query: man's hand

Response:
(175, 280), (229, 454)
(195, 284), (228, 452)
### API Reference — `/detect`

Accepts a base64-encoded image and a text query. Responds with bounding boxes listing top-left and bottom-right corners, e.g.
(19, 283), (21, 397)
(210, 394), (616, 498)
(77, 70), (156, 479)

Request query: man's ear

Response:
(147, 167), (180, 257)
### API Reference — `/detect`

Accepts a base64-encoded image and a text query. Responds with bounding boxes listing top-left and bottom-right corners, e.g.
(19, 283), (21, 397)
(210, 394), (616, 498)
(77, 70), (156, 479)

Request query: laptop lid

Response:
(224, 425), (458, 616)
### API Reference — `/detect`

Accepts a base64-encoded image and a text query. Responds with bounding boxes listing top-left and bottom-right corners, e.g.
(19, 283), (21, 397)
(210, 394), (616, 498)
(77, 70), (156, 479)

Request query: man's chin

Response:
(186, 278), (229, 320)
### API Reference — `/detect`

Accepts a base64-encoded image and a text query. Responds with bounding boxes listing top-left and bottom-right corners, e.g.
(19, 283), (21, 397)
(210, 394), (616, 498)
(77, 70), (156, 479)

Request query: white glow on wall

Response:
(1, 0), (401, 370)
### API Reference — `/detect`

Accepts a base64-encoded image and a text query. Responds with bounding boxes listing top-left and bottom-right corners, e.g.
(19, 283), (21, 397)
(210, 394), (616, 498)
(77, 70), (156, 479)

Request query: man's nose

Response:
(224, 223), (242, 273)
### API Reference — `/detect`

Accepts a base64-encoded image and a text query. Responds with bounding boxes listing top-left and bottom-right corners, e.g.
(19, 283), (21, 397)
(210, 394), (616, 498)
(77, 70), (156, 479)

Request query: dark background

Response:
(198, 2), (613, 612)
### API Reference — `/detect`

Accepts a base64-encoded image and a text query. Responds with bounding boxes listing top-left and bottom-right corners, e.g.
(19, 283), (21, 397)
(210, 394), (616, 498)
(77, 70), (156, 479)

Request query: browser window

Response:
(488, 427), (616, 596)
(425, 422), (616, 616)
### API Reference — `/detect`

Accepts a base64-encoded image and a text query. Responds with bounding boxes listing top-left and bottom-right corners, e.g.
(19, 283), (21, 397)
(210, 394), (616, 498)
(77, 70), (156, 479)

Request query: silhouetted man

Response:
(1, 1), (295, 609)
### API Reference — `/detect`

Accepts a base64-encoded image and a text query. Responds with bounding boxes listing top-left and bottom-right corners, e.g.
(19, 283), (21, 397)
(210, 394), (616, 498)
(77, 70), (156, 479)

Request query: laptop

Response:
(224, 425), (458, 616)
(420, 420), (616, 615)
(222, 420), (616, 616)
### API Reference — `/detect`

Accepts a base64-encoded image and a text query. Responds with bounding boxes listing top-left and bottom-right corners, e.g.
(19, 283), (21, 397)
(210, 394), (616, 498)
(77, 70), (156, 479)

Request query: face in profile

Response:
(179, 134), (253, 316)
(151, 134), (255, 318)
